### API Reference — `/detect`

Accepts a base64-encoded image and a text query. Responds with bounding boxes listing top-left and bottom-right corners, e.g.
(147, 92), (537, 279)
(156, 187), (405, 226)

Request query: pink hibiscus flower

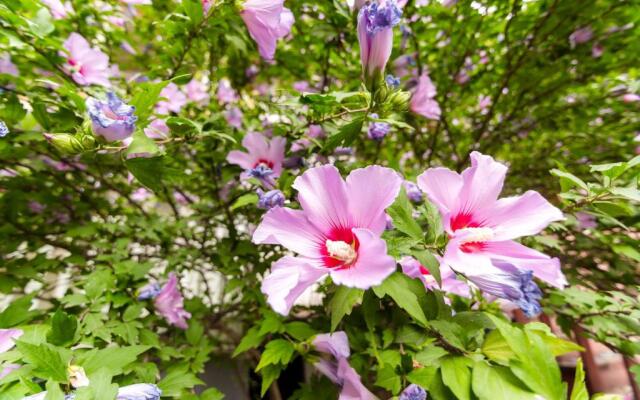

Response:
(226, 132), (285, 187)
(253, 164), (402, 315)
(410, 73), (441, 120)
(154, 273), (191, 329)
(155, 83), (187, 115)
(240, 0), (294, 61)
(62, 33), (111, 87)
(417, 152), (566, 289)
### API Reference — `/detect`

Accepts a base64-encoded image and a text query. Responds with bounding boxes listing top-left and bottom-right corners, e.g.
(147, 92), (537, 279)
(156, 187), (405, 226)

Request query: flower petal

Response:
(313, 331), (350, 359)
(253, 207), (324, 258)
(261, 256), (327, 315)
(226, 150), (254, 170)
(417, 167), (464, 232)
(293, 165), (352, 233)
(457, 152), (507, 219)
(345, 165), (402, 234)
(242, 132), (270, 157)
(329, 228), (395, 289)
(336, 358), (377, 400)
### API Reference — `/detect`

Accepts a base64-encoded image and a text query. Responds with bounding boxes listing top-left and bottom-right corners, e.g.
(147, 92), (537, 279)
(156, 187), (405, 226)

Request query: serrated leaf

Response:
(472, 362), (537, 400)
(441, 356), (472, 400)
(387, 190), (423, 241)
(158, 368), (204, 397)
(233, 326), (264, 357)
(15, 341), (68, 382)
(255, 339), (295, 371)
(47, 309), (77, 346)
(324, 116), (364, 151)
(373, 272), (428, 326)
(570, 359), (588, 400)
(77, 345), (150, 376)
(328, 286), (364, 331)
(407, 366), (437, 389)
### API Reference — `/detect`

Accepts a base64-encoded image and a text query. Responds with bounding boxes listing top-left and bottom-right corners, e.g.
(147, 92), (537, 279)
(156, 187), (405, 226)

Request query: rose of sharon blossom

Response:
(156, 83), (187, 115)
(185, 78), (210, 105)
(400, 256), (470, 297)
(62, 33), (111, 87)
(41, 0), (74, 19)
(116, 383), (162, 400)
(154, 273), (191, 329)
(357, 0), (402, 86)
(253, 165), (402, 315)
(400, 384), (427, 400)
(312, 332), (376, 400)
(217, 78), (238, 104)
(0, 54), (18, 76)
(227, 132), (285, 187)
(257, 189), (285, 210)
(240, 0), (294, 61)
(417, 152), (566, 299)
(569, 27), (593, 48)
(0, 328), (22, 353)
(224, 107), (244, 129)
(86, 93), (137, 142)
(410, 73), (440, 120)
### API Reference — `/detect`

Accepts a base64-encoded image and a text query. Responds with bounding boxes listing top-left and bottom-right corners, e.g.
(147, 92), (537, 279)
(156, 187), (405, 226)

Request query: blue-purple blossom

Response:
(385, 74), (401, 88)
(116, 383), (162, 400)
(0, 121), (8, 137)
(367, 114), (391, 141)
(248, 164), (276, 188)
(334, 146), (354, 156)
(361, 1), (402, 36)
(404, 181), (423, 203)
(137, 282), (161, 300)
(400, 384), (427, 400)
(257, 189), (285, 210)
(86, 92), (137, 142)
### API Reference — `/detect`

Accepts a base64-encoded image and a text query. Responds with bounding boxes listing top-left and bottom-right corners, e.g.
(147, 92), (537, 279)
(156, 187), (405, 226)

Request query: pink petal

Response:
(242, 132), (270, 157)
(268, 136), (286, 176)
(261, 256), (326, 315)
(457, 152), (507, 219)
(481, 191), (564, 240)
(313, 331), (350, 359)
(336, 358), (377, 400)
(226, 150), (254, 170)
(0, 329), (23, 353)
(417, 167), (463, 232)
(292, 165), (352, 234)
(329, 228), (396, 289)
(483, 241), (567, 288)
(345, 166), (402, 235)
(252, 207), (325, 258)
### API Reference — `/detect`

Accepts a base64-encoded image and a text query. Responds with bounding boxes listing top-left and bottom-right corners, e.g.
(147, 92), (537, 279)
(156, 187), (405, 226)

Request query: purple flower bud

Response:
(0, 121), (8, 137)
(404, 181), (423, 203)
(357, 0), (402, 87)
(137, 282), (161, 300)
(282, 156), (305, 169)
(400, 384), (427, 400)
(86, 92), (137, 142)
(367, 114), (391, 141)
(385, 74), (401, 88)
(116, 383), (162, 400)
(334, 146), (354, 156)
(257, 189), (285, 209)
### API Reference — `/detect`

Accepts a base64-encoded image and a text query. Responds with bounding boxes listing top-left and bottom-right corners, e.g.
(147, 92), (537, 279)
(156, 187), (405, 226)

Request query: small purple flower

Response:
(248, 164), (276, 188)
(0, 121), (8, 137)
(569, 27), (593, 48)
(400, 384), (427, 400)
(367, 114), (391, 141)
(86, 92), (137, 142)
(137, 282), (161, 300)
(154, 273), (191, 329)
(224, 107), (243, 129)
(385, 74), (401, 88)
(358, 0), (402, 86)
(385, 214), (394, 230)
(403, 181), (422, 203)
(334, 146), (354, 156)
(575, 212), (597, 229)
(116, 383), (162, 400)
(257, 189), (285, 210)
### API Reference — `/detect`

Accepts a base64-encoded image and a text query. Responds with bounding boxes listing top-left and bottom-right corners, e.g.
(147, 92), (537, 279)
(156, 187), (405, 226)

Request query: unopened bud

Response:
(43, 133), (84, 154)
(388, 90), (411, 112)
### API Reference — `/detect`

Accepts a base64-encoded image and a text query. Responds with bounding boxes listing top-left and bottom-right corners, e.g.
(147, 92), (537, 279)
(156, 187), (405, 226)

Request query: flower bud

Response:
(388, 90), (411, 112)
(43, 133), (84, 154)
(257, 189), (285, 210)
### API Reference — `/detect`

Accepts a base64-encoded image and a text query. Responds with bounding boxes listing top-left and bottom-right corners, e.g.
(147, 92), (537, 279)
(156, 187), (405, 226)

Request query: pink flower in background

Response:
(202, 0), (213, 13)
(185, 78), (210, 105)
(622, 93), (640, 103)
(308, 124), (325, 139)
(417, 152), (566, 290)
(0, 364), (20, 380)
(227, 132), (285, 184)
(0, 329), (23, 353)
(410, 73), (441, 120)
(217, 78), (238, 104)
(591, 43), (604, 58)
(357, 0), (402, 85)
(293, 80), (310, 92)
(41, 0), (74, 19)
(478, 95), (491, 111)
(131, 187), (151, 202)
(575, 212), (597, 229)
(0, 54), (19, 76)
(254, 165), (402, 314)
(240, 0), (294, 61)
(156, 83), (187, 114)
(399, 256), (470, 297)
(312, 332), (376, 400)
(224, 107), (244, 129)
(154, 273), (191, 329)
(569, 27), (593, 48)
(144, 119), (169, 139)
(62, 33), (111, 86)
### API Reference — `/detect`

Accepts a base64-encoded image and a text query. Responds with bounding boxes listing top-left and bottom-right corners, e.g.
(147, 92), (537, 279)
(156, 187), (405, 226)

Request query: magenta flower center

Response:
(455, 227), (494, 253)
(254, 159), (274, 169)
(321, 227), (359, 269)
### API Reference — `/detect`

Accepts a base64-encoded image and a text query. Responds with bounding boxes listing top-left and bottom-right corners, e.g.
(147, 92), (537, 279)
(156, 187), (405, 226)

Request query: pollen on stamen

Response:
(325, 239), (357, 265)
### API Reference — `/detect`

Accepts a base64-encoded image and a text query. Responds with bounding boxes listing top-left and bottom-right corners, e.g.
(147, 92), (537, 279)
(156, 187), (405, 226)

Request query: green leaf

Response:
(422, 199), (444, 243)
(158, 367), (204, 397)
(411, 250), (441, 287)
(87, 369), (118, 400)
(30, 8), (54, 37)
(47, 309), (77, 346)
(328, 286), (364, 331)
(373, 272), (428, 326)
(472, 362), (537, 400)
(130, 80), (170, 127)
(550, 169), (589, 191)
(387, 189), (423, 241)
(230, 193), (259, 211)
(201, 387), (225, 400)
(375, 364), (401, 394)
(284, 322), (317, 341)
(182, 0), (203, 25)
(166, 116), (200, 137)
(407, 366), (437, 389)
(440, 356), (472, 400)
(233, 326), (264, 357)
(125, 156), (183, 193)
(44, 380), (65, 400)
(482, 330), (513, 363)
(324, 116), (364, 151)
(15, 341), (68, 382)
(77, 345), (150, 376)
(570, 359), (589, 400)
(0, 295), (38, 328)
(256, 339), (295, 371)
(610, 187), (640, 202)
(125, 129), (161, 159)
(260, 364), (283, 397)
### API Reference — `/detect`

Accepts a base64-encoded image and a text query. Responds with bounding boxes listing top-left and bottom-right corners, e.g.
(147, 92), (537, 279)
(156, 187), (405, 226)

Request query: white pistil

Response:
(325, 239), (357, 265)
(456, 227), (494, 243)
